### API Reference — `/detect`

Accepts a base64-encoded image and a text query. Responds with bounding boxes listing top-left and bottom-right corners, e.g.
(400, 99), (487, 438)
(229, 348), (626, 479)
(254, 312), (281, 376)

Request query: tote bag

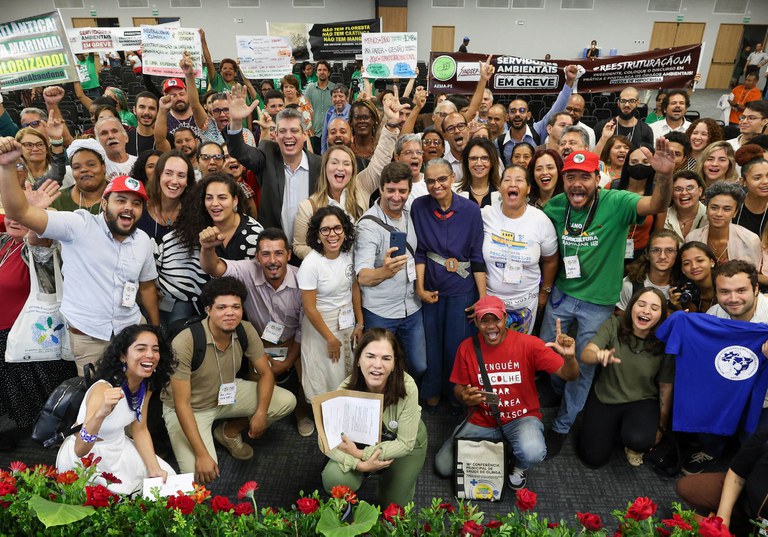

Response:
(5, 249), (74, 362)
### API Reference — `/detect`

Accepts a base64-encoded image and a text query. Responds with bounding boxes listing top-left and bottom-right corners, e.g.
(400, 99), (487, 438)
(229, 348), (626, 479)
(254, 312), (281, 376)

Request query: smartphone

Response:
(478, 390), (499, 405)
(389, 231), (407, 257)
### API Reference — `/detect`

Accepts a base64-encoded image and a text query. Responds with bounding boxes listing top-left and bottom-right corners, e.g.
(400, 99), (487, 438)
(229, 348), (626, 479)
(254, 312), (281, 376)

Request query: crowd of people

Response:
(1, 38), (768, 533)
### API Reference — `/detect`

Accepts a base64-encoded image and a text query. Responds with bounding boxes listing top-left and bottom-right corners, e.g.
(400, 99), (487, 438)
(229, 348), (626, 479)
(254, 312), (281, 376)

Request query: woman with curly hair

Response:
(56, 324), (177, 494)
(157, 172), (262, 325)
(686, 118), (724, 167)
(297, 206), (363, 401)
(457, 137), (501, 207)
(349, 100), (380, 160)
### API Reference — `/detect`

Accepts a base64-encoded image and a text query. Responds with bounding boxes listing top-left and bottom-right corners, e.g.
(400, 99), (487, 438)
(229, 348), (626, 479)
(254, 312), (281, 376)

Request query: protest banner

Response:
(0, 11), (79, 91)
(308, 18), (381, 60)
(236, 35), (292, 79)
(141, 25), (202, 78)
(362, 32), (417, 79)
(428, 44), (702, 95)
(67, 27), (143, 54)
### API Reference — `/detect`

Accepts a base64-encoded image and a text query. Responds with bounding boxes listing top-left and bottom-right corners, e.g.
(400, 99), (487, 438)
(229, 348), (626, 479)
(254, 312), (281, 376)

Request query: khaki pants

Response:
(162, 379), (296, 474)
(69, 331), (110, 377)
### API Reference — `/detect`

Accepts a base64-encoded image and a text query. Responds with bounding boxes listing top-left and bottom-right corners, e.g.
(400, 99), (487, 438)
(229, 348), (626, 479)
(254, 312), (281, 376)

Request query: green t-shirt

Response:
(299, 73), (317, 91)
(645, 111), (663, 125)
(544, 188), (641, 305)
(590, 315), (675, 405)
(119, 109), (138, 128)
(51, 187), (102, 215)
(78, 54), (100, 91)
(209, 71), (251, 127)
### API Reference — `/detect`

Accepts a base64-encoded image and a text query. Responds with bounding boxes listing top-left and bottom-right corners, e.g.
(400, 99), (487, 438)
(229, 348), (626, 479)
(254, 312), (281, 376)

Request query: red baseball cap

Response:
(562, 150), (600, 173)
(162, 78), (186, 93)
(474, 296), (506, 320)
(103, 175), (148, 201)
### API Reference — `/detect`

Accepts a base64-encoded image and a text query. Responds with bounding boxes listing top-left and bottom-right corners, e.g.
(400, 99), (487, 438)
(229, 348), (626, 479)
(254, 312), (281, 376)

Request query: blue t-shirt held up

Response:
(656, 311), (768, 436)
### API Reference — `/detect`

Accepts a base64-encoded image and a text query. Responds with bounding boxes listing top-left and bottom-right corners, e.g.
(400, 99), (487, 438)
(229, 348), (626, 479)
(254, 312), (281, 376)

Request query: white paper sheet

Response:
(142, 472), (195, 500)
(321, 395), (381, 450)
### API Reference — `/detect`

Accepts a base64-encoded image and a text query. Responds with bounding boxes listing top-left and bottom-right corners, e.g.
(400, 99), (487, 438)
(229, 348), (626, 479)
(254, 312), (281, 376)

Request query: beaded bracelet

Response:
(79, 427), (98, 443)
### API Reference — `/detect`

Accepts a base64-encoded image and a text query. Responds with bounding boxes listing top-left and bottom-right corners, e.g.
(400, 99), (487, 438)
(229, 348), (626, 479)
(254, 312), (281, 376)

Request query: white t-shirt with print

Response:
(297, 250), (354, 312)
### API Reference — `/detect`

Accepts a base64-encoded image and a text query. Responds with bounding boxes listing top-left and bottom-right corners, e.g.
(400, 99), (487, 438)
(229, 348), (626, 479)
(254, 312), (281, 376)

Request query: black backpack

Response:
(32, 364), (95, 449)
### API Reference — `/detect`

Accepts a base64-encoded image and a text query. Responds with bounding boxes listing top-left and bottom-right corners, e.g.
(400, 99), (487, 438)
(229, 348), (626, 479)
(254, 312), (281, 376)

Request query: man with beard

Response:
(498, 65), (579, 166)
(199, 228), (313, 437)
(95, 116), (138, 182)
(156, 52), (210, 143)
(443, 112), (471, 181)
(0, 141), (160, 375)
(320, 84), (350, 154)
(207, 92), (256, 147)
(564, 93), (595, 148)
(355, 162), (427, 383)
(594, 87), (654, 152)
(650, 89), (691, 138)
(133, 91), (160, 155)
(539, 141), (676, 459)
(52, 144), (108, 214)
(173, 127), (200, 174)
(303, 60), (333, 153)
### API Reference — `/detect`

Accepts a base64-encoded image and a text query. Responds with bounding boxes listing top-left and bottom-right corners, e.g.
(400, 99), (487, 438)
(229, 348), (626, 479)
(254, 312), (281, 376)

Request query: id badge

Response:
(406, 257), (416, 282)
(262, 321), (285, 344)
(338, 304), (355, 330)
(564, 255), (581, 279)
(265, 347), (288, 362)
(625, 239), (634, 259)
(218, 382), (237, 405)
(121, 281), (139, 307)
(158, 290), (175, 313)
(502, 261), (523, 284)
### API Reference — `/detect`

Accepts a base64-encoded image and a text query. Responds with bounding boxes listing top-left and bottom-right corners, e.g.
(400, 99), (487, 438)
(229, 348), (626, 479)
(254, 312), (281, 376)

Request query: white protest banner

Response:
(68, 27), (143, 54)
(0, 11), (79, 91)
(362, 32), (417, 79)
(236, 35), (292, 79)
(141, 25), (202, 78)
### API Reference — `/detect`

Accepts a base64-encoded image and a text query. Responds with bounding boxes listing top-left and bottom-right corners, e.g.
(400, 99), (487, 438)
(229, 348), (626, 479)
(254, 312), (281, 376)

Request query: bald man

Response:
(565, 94), (595, 148)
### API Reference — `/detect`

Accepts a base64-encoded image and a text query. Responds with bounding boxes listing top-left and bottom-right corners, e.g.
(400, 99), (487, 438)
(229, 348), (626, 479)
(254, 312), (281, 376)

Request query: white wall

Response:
(0, 0), (375, 61)
(408, 0), (768, 88)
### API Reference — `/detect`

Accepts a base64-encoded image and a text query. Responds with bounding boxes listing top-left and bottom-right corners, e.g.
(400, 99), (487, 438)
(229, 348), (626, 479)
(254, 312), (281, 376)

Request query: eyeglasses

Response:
(21, 120), (43, 128)
(200, 154), (224, 161)
(20, 141), (46, 150)
(435, 112), (449, 118)
(618, 99), (638, 105)
(401, 150), (424, 157)
(468, 155), (490, 163)
(739, 115), (763, 122)
(351, 115), (372, 121)
(444, 122), (468, 135)
(673, 185), (699, 194)
(649, 247), (676, 255)
(509, 107), (527, 115)
(211, 107), (230, 115)
(425, 175), (451, 187)
(319, 225), (344, 236)
(422, 138), (442, 146)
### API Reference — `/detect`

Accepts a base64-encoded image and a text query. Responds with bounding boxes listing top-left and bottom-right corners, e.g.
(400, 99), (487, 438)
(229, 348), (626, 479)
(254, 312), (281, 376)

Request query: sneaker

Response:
(544, 430), (567, 460)
(297, 417), (315, 437)
(681, 451), (716, 475)
(624, 447), (644, 467)
(507, 466), (527, 490)
(213, 423), (254, 460)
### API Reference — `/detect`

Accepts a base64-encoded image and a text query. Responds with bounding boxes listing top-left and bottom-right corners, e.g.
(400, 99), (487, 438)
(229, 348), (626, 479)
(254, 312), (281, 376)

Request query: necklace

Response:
(708, 239), (729, 262)
(0, 240), (23, 269)
(469, 183), (489, 197)
(121, 380), (147, 422)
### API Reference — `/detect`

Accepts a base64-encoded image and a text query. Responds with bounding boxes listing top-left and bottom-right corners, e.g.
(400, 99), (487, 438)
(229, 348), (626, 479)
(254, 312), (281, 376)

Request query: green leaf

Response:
(317, 501), (379, 537)
(28, 494), (96, 528)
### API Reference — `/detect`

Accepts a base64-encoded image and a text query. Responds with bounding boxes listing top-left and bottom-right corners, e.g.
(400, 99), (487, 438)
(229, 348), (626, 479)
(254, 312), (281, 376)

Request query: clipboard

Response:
(312, 389), (384, 455)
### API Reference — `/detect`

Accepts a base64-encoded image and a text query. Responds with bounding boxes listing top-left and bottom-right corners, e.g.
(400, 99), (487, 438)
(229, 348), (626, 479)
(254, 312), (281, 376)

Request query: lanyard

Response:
(212, 334), (237, 385)
(736, 202), (768, 236)
(564, 189), (600, 236)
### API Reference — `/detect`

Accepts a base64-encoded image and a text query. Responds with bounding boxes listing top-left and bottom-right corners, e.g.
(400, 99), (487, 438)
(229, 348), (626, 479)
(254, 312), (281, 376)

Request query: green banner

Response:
(0, 11), (79, 91)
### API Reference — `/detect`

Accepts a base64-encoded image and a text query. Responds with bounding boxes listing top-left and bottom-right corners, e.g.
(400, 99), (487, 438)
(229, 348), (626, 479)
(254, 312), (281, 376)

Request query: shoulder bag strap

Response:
(357, 214), (415, 256)
(472, 335), (504, 429)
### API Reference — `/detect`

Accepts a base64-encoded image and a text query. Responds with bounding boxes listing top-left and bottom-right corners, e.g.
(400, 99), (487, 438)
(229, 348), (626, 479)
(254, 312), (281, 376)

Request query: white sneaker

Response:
(297, 417), (315, 437)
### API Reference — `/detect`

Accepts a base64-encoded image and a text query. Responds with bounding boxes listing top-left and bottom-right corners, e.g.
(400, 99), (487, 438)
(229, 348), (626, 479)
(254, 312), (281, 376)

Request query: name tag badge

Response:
(265, 347), (288, 362)
(625, 239), (634, 259)
(406, 257), (416, 283)
(564, 255), (581, 279)
(262, 321), (285, 344)
(502, 261), (523, 284)
(338, 304), (355, 330)
(121, 281), (139, 307)
(218, 382), (237, 406)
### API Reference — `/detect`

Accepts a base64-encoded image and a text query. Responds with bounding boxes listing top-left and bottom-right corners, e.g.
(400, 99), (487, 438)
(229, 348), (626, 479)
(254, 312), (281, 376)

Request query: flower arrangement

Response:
(0, 460), (749, 536)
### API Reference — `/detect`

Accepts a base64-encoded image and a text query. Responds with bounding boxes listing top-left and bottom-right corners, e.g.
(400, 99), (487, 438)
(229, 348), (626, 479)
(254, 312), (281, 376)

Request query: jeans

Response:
(435, 416), (546, 476)
(539, 287), (614, 434)
(421, 291), (478, 401)
(363, 308), (427, 383)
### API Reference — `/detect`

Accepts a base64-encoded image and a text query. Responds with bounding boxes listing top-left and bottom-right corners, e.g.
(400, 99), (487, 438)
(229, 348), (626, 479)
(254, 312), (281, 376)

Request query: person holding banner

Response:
(76, 53), (102, 100)
(156, 52), (211, 146)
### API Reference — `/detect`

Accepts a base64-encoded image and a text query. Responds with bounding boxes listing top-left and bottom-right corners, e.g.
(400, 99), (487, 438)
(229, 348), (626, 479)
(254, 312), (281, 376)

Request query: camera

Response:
(674, 278), (700, 307)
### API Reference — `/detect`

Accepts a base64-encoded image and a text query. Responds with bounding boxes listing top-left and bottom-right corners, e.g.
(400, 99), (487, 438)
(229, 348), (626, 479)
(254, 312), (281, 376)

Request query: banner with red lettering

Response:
(428, 44), (701, 94)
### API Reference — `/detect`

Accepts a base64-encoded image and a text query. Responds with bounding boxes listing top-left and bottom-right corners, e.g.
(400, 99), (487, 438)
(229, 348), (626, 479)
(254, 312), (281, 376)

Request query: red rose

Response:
(166, 494), (196, 515)
(211, 495), (234, 514)
(9, 462), (26, 473)
(83, 485), (116, 508)
(462, 520), (485, 536)
(56, 471), (79, 485)
(0, 482), (17, 508)
(577, 512), (604, 531)
(424, 523), (432, 532)
(547, 522), (560, 528)
(516, 488), (537, 512)
(656, 527), (671, 537)
(382, 503), (404, 524)
(662, 513), (692, 531)
(296, 497), (320, 515)
(484, 520), (502, 529)
(237, 481), (259, 500)
(234, 502), (254, 516)
(698, 516), (734, 537)
(438, 501), (455, 513)
(626, 497), (657, 521)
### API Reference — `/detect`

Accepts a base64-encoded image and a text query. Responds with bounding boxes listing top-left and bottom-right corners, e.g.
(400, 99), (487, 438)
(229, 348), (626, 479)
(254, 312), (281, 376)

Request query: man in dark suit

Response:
(225, 85), (321, 239)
